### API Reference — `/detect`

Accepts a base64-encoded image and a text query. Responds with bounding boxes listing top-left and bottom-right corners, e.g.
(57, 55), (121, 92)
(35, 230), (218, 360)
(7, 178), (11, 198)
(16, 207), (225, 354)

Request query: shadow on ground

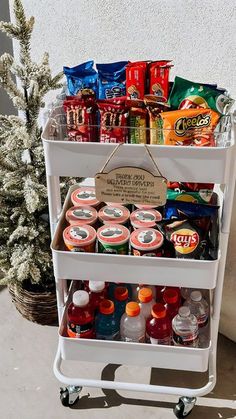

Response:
(69, 334), (236, 419)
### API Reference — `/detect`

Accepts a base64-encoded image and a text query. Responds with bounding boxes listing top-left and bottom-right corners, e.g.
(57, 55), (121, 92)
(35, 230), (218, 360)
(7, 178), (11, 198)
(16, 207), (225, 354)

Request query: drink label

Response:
(173, 331), (198, 346)
(67, 321), (94, 338)
(150, 336), (171, 345)
(197, 314), (208, 327)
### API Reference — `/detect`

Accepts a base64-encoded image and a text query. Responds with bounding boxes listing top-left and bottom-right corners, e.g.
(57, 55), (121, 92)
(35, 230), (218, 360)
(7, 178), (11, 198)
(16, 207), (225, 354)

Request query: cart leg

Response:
(60, 385), (82, 407)
(174, 397), (197, 418)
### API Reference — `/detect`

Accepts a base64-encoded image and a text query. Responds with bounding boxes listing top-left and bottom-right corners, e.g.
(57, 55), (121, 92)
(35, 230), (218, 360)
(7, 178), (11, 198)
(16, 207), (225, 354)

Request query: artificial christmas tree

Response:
(0, 0), (65, 324)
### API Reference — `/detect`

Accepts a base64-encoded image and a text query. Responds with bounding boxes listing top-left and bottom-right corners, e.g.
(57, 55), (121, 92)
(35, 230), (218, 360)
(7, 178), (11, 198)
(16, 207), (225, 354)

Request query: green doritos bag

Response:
(168, 76), (234, 115)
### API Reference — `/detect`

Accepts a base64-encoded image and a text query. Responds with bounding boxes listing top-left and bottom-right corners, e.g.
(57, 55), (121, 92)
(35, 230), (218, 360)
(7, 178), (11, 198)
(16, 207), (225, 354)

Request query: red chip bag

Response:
(64, 97), (97, 142)
(98, 97), (129, 143)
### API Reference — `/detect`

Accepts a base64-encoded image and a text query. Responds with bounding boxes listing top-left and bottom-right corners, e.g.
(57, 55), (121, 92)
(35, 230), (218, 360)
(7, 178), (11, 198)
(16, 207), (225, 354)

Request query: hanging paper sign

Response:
(95, 166), (167, 206)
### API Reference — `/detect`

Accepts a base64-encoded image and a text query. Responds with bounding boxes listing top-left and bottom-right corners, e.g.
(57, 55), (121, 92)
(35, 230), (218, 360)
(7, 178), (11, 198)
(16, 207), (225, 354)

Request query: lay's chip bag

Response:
(161, 108), (220, 146)
(169, 76), (234, 115)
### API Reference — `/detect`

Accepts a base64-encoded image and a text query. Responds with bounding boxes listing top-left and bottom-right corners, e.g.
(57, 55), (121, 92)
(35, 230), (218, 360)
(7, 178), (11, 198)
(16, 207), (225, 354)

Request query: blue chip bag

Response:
(97, 61), (128, 99)
(164, 200), (219, 220)
(63, 60), (98, 96)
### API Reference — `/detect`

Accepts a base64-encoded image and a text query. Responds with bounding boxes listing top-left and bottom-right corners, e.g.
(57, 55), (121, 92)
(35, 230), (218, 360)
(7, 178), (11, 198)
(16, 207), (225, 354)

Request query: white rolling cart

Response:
(42, 111), (236, 418)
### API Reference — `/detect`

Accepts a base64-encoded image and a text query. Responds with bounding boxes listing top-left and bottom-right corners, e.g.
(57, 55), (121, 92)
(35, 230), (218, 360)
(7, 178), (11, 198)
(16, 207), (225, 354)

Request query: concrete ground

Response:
(1, 286), (236, 419)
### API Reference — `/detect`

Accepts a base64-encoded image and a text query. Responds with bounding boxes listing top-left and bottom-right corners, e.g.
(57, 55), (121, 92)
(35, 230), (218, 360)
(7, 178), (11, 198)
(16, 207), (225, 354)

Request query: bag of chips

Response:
(63, 61), (98, 97)
(160, 108), (220, 146)
(97, 61), (128, 99)
(149, 60), (173, 100)
(98, 97), (129, 143)
(168, 76), (234, 114)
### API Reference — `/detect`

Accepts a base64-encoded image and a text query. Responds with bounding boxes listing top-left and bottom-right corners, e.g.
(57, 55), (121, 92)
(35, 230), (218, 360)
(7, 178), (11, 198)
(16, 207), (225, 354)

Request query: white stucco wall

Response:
(9, 0), (236, 341)
(9, 0), (236, 98)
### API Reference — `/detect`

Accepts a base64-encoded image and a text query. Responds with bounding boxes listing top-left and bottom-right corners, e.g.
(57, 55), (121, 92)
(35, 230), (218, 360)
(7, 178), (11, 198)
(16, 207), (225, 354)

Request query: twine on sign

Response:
(97, 143), (165, 180)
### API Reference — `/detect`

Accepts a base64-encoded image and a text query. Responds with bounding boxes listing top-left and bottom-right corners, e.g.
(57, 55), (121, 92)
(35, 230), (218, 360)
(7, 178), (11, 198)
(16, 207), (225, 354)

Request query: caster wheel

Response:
(60, 388), (69, 407)
(60, 386), (82, 407)
(174, 397), (196, 418)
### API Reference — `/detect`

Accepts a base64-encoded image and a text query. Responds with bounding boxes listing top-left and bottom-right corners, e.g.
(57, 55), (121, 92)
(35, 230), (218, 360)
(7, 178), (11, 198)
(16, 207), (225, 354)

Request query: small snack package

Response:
(167, 182), (215, 204)
(127, 99), (147, 144)
(63, 60), (98, 97)
(149, 60), (173, 100)
(98, 97), (129, 143)
(63, 97), (97, 142)
(144, 95), (170, 145)
(160, 108), (220, 146)
(126, 61), (148, 100)
(97, 61), (128, 99)
(169, 76), (234, 114)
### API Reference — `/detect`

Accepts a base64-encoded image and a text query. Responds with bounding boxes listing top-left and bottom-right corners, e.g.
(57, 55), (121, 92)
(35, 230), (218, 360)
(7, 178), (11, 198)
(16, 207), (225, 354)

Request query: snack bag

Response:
(63, 61), (98, 97)
(149, 60), (173, 100)
(97, 61), (128, 99)
(64, 97), (97, 142)
(126, 61), (148, 100)
(162, 218), (211, 260)
(98, 97), (129, 143)
(144, 95), (170, 145)
(127, 99), (147, 144)
(167, 182), (215, 204)
(161, 108), (220, 146)
(169, 76), (234, 114)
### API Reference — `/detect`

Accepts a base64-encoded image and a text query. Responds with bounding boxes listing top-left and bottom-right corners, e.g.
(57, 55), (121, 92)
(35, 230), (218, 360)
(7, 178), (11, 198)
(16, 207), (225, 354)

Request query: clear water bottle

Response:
(138, 287), (155, 320)
(184, 290), (209, 327)
(95, 300), (120, 340)
(172, 306), (199, 347)
(181, 288), (208, 302)
(132, 284), (156, 301)
(120, 302), (146, 343)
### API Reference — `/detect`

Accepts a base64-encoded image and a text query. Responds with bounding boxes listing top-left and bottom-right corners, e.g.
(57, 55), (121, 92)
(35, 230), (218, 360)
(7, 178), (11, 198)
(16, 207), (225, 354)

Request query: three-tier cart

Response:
(42, 110), (236, 418)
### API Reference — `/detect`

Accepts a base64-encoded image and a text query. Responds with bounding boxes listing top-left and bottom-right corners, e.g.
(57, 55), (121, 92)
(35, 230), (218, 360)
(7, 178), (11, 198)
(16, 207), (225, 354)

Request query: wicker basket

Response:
(8, 282), (58, 326)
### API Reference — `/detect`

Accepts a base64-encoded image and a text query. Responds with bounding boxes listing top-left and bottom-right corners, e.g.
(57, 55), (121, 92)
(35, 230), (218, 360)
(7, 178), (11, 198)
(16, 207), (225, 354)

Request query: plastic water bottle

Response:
(172, 306), (199, 347)
(132, 284), (156, 301)
(114, 286), (129, 320)
(67, 290), (94, 339)
(181, 288), (208, 302)
(88, 280), (107, 312)
(163, 288), (180, 320)
(120, 302), (146, 343)
(146, 303), (172, 345)
(95, 300), (120, 340)
(184, 290), (209, 327)
(108, 282), (132, 299)
(138, 287), (155, 320)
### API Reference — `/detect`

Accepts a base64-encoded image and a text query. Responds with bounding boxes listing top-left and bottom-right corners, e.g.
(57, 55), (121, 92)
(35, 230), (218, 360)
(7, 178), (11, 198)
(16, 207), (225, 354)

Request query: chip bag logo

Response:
(170, 228), (199, 254)
(174, 113), (211, 137)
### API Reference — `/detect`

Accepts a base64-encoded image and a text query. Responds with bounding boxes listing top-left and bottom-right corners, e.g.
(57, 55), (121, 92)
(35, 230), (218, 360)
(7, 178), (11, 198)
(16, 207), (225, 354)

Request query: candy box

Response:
(126, 61), (148, 100)
(149, 60), (173, 100)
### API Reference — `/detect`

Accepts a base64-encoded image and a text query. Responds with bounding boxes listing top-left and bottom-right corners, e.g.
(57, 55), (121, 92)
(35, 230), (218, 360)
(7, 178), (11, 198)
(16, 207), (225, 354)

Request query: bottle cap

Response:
(163, 288), (178, 304)
(72, 290), (89, 307)
(126, 302), (140, 317)
(89, 280), (105, 293)
(190, 290), (202, 302)
(99, 299), (114, 315)
(138, 287), (153, 303)
(179, 306), (190, 317)
(114, 286), (128, 301)
(151, 303), (166, 319)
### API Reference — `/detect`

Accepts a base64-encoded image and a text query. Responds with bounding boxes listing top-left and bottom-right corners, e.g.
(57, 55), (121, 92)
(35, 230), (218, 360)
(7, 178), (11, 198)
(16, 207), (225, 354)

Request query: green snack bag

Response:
(168, 76), (234, 115)
(167, 189), (213, 205)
